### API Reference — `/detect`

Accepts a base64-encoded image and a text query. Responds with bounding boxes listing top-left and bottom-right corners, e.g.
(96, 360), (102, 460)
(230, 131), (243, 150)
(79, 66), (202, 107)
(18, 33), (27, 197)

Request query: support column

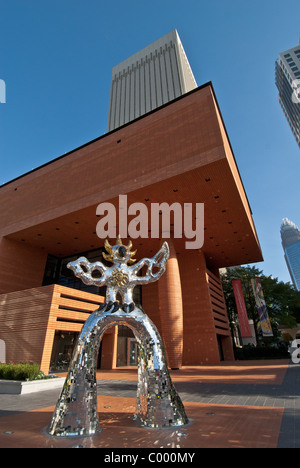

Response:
(40, 328), (55, 374)
(101, 326), (118, 369)
(158, 240), (183, 369)
(178, 250), (220, 365)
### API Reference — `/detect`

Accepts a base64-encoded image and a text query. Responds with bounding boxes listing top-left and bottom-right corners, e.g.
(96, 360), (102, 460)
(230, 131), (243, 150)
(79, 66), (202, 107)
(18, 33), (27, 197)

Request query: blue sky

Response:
(0, 0), (300, 284)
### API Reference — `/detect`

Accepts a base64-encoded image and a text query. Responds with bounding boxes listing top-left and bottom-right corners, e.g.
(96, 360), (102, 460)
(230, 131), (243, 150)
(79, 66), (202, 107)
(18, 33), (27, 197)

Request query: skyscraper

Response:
(281, 218), (300, 291)
(108, 30), (197, 132)
(275, 37), (300, 148)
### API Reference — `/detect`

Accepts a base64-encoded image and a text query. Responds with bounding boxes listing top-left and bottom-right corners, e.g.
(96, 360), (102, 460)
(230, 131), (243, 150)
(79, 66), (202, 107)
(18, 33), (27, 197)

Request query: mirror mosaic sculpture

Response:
(48, 236), (189, 437)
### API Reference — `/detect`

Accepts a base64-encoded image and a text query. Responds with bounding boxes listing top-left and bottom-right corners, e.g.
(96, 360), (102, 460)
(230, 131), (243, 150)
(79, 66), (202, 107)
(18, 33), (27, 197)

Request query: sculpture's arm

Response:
(133, 242), (170, 284)
(67, 257), (107, 287)
(130, 258), (151, 276)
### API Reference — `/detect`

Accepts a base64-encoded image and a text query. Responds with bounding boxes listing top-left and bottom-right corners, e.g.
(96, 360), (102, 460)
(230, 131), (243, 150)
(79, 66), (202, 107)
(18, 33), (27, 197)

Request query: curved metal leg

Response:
(48, 304), (188, 437)
(48, 304), (107, 437)
(132, 307), (188, 428)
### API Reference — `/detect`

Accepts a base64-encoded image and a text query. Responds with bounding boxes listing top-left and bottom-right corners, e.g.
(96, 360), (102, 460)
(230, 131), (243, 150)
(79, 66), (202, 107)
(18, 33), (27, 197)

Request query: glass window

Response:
(57, 248), (107, 296)
(50, 331), (79, 372)
(43, 255), (60, 285)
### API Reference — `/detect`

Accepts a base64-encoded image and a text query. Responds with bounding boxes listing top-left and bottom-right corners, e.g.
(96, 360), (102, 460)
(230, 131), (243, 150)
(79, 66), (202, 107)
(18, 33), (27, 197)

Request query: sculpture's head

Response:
(103, 235), (137, 265)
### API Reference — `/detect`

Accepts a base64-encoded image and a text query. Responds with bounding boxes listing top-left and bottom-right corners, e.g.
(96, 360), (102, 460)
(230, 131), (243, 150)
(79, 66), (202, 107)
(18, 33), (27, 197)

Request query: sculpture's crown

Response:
(103, 235), (137, 264)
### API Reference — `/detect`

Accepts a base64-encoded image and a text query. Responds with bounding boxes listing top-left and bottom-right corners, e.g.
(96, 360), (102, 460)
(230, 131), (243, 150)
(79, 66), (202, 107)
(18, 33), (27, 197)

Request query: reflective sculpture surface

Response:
(48, 237), (189, 437)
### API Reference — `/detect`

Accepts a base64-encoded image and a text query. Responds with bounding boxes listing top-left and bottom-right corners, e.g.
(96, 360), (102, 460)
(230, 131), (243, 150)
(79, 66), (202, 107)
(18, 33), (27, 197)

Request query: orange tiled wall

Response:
(0, 237), (48, 294)
(0, 285), (55, 365)
(0, 285), (106, 373)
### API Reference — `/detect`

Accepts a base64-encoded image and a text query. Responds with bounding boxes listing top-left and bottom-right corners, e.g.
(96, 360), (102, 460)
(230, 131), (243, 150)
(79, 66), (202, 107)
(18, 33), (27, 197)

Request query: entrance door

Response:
(217, 335), (224, 361)
(127, 338), (139, 366)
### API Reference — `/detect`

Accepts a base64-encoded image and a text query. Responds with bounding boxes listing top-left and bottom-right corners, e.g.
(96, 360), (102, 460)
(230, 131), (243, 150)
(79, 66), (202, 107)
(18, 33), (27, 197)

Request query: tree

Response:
(221, 265), (299, 344)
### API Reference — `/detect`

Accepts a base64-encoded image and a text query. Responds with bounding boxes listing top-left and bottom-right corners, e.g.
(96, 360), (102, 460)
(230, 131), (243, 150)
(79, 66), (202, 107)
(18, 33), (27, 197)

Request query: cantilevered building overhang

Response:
(0, 83), (262, 266)
(0, 83), (263, 370)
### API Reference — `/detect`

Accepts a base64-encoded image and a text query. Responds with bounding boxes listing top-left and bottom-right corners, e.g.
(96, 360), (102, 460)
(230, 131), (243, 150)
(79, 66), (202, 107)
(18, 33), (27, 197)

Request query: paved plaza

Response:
(0, 360), (299, 448)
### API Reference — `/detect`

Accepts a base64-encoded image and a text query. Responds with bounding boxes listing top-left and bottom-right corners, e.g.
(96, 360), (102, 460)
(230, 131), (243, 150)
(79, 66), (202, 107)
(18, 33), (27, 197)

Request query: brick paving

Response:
(0, 360), (299, 448)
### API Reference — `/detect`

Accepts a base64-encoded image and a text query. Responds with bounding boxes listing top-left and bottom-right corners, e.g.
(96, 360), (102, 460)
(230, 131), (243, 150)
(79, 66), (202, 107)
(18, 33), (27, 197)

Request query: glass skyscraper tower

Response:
(275, 37), (300, 148)
(281, 218), (300, 291)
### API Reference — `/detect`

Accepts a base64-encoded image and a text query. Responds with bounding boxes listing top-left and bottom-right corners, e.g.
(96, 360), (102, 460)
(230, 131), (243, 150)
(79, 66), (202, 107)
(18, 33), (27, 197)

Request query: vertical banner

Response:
(251, 278), (273, 337)
(232, 280), (252, 337)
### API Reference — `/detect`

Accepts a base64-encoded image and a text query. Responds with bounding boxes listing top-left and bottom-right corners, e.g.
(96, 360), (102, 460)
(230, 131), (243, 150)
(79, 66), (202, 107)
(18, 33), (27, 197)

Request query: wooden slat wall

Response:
(0, 285), (55, 365)
(40, 285), (105, 373)
(206, 270), (231, 337)
(0, 284), (104, 373)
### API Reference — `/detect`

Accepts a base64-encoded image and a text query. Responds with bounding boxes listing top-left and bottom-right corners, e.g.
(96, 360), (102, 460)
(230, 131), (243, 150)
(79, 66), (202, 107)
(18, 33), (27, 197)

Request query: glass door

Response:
(127, 338), (139, 366)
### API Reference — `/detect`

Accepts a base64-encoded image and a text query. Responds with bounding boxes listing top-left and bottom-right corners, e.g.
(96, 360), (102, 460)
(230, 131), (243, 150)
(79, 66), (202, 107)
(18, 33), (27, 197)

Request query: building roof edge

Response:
(0, 82), (212, 189)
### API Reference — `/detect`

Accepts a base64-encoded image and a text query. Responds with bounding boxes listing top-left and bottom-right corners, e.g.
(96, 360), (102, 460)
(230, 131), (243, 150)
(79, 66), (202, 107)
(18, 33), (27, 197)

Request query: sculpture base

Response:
(48, 303), (189, 437)
(42, 425), (103, 439)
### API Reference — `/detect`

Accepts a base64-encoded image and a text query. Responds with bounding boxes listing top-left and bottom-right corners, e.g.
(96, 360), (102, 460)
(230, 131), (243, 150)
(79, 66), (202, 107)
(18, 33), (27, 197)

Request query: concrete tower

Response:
(108, 30), (197, 132)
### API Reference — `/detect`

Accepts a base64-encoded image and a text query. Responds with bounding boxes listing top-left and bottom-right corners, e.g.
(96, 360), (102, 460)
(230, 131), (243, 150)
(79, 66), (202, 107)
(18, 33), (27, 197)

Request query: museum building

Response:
(0, 33), (263, 374)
